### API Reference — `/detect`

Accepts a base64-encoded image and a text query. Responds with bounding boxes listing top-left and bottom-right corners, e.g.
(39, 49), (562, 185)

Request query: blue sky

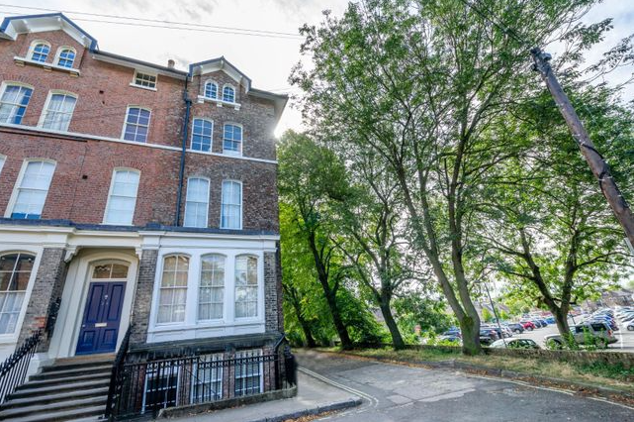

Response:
(1, 0), (631, 134)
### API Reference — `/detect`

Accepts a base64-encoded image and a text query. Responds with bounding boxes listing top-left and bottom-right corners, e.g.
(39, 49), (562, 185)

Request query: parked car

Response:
(506, 323), (525, 334)
(545, 316), (555, 324)
(442, 329), (461, 338)
(519, 320), (536, 331)
(438, 335), (461, 345)
(544, 322), (618, 349)
(490, 338), (540, 349)
(627, 321), (634, 332)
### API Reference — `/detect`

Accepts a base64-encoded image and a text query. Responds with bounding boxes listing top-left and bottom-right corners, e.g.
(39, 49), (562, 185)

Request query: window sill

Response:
(149, 319), (263, 333)
(14, 56), (80, 76)
(129, 83), (157, 92)
(196, 95), (241, 110)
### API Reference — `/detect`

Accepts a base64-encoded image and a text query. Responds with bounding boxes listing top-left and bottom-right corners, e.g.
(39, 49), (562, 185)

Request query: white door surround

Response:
(48, 249), (138, 359)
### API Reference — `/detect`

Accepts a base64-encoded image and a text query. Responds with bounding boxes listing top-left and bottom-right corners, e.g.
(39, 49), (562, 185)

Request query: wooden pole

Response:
(531, 47), (634, 248)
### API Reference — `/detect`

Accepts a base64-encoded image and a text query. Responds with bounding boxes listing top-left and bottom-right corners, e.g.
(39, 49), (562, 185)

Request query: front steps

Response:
(0, 355), (114, 422)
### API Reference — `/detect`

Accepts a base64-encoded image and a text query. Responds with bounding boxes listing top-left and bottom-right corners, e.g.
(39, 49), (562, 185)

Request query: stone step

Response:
(41, 360), (113, 374)
(1, 387), (109, 409)
(44, 355), (114, 372)
(9, 379), (110, 399)
(18, 373), (110, 389)
(0, 396), (106, 419)
(0, 405), (106, 422)
(30, 365), (112, 381)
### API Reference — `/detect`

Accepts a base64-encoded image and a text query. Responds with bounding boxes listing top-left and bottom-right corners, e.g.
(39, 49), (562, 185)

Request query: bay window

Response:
(198, 254), (225, 321)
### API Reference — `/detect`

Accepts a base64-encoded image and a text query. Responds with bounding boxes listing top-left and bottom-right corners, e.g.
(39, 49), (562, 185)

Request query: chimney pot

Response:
(167, 59), (175, 69)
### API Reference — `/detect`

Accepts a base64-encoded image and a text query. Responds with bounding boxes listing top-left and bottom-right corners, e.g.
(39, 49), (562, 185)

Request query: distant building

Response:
(583, 289), (634, 310)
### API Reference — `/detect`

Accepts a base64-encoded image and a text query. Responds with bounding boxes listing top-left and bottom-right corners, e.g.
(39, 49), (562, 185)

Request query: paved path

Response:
(170, 371), (358, 422)
(296, 350), (634, 422)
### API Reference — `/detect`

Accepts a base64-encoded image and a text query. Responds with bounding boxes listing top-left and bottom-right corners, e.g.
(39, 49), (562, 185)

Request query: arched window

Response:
(204, 81), (218, 99)
(157, 254), (189, 324)
(198, 254), (225, 321)
(0, 253), (35, 334)
(123, 107), (151, 142)
(29, 41), (50, 62)
(222, 85), (235, 103)
(222, 124), (242, 156)
(104, 169), (140, 225)
(41, 92), (77, 131)
(220, 180), (242, 229)
(56, 47), (76, 68)
(191, 118), (212, 152)
(10, 160), (56, 220)
(184, 177), (210, 228)
(0, 83), (33, 125)
(234, 255), (258, 318)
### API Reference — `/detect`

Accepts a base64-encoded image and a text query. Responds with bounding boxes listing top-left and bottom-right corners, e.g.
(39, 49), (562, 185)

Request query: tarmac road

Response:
(296, 350), (634, 422)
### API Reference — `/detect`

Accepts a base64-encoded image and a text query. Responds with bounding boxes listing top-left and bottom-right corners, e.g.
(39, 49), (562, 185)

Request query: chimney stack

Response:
(167, 59), (175, 69)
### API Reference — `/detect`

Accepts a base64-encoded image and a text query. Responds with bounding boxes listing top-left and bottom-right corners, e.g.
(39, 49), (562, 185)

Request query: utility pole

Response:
(482, 282), (507, 347)
(531, 48), (634, 249)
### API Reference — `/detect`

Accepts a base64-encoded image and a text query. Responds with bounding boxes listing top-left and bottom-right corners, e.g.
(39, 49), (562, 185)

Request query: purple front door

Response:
(76, 281), (126, 355)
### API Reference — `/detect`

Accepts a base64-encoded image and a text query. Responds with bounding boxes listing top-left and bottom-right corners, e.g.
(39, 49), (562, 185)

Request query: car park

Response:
(490, 338), (540, 349)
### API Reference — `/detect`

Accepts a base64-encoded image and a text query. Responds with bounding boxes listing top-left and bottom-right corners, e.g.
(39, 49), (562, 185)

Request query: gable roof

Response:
(189, 57), (253, 91)
(0, 13), (98, 50)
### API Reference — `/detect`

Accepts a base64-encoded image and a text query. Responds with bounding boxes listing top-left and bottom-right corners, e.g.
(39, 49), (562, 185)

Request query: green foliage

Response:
(392, 295), (454, 341)
(481, 308), (493, 323)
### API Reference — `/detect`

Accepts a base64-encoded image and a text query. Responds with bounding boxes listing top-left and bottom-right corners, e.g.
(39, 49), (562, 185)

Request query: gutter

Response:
(174, 80), (192, 226)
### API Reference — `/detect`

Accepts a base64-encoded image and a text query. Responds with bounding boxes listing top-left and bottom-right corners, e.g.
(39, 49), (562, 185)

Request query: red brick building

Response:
(0, 13), (289, 419)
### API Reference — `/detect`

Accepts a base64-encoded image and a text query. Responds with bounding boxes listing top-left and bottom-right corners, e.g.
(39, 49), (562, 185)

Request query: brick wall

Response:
(18, 248), (67, 350)
(129, 249), (159, 344)
(264, 252), (281, 332)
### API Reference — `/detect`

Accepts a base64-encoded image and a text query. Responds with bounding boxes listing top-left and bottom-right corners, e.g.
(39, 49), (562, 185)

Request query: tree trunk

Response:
(291, 299), (317, 348)
(458, 315), (480, 356)
(379, 298), (405, 350)
(323, 286), (353, 349)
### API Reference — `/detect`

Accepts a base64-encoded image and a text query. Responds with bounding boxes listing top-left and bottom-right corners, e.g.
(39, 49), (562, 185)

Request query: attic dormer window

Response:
(56, 48), (76, 68)
(222, 85), (235, 103)
(204, 81), (218, 99)
(132, 71), (157, 90)
(29, 42), (50, 63)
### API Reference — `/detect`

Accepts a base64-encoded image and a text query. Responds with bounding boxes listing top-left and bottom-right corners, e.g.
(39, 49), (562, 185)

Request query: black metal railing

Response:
(0, 330), (41, 404)
(108, 345), (296, 419)
(0, 295), (62, 405)
(105, 325), (133, 420)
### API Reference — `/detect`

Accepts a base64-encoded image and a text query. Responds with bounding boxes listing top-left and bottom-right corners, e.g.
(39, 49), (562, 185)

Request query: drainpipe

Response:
(174, 79), (191, 226)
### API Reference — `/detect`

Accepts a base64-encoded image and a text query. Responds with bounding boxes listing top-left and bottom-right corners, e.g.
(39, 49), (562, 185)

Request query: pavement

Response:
(513, 318), (634, 352)
(295, 350), (634, 422)
(169, 371), (360, 422)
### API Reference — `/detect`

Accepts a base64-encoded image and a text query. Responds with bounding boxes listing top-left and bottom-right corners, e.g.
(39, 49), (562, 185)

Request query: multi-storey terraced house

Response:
(0, 13), (291, 421)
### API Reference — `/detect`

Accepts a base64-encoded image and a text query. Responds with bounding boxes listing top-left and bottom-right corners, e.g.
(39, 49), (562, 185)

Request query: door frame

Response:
(49, 251), (138, 359)
(75, 277), (127, 356)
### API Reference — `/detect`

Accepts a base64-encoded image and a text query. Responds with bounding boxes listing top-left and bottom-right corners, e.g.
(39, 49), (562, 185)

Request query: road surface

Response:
(296, 350), (634, 422)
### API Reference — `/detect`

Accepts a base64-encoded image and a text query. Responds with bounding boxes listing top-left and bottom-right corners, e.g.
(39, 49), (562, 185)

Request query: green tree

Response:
(292, 0), (602, 354)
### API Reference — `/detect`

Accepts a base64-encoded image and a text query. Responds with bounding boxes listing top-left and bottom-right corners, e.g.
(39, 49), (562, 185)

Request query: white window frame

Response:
(131, 70), (158, 91)
(156, 254), (190, 326)
(0, 82), (34, 125)
(27, 40), (51, 62)
(220, 180), (242, 230)
(142, 362), (181, 413)
(234, 349), (263, 396)
(0, 248), (41, 343)
(222, 84), (236, 104)
(5, 159), (56, 220)
(222, 123), (243, 157)
(197, 254), (226, 322)
(103, 168), (141, 226)
(190, 118), (213, 152)
(0, 155), (5, 176)
(203, 80), (218, 99)
(38, 90), (77, 131)
(191, 353), (224, 403)
(54, 46), (76, 68)
(121, 106), (151, 143)
(234, 255), (259, 320)
(0, 252), (37, 335)
(183, 177), (210, 228)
